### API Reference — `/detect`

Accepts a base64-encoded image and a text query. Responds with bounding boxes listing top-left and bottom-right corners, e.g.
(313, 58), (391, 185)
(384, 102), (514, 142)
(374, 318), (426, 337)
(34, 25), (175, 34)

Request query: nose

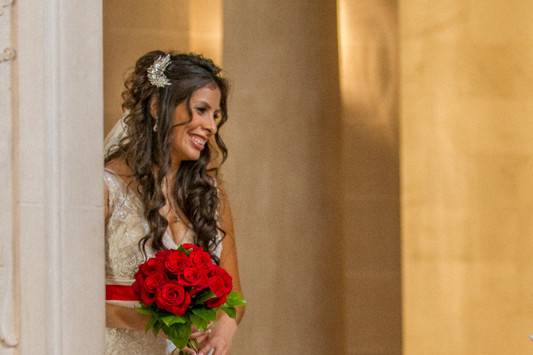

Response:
(202, 114), (217, 135)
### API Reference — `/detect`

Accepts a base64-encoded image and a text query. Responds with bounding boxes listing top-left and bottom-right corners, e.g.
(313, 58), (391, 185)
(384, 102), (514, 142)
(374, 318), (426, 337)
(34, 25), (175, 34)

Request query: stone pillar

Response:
(15, 0), (104, 354)
(401, 1), (533, 354)
(0, 1), (18, 354)
(337, 1), (402, 354)
(222, 1), (344, 354)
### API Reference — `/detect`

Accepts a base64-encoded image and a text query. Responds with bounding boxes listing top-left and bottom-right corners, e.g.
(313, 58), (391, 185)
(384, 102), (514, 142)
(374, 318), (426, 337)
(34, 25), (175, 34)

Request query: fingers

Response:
(191, 333), (208, 345)
(191, 330), (207, 338)
(181, 347), (197, 355)
(197, 336), (227, 355)
(191, 327), (212, 344)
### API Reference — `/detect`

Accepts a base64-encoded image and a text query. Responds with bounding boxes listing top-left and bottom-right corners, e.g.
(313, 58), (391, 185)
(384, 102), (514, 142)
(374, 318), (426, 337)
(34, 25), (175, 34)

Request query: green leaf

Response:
(152, 320), (163, 336)
(145, 315), (157, 333)
(226, 291), (247, 307)
(178, 245), (193, 255)
(189, 313), (209, 330)
(135, 305), (152, 316)
(194, 290), (216, 304)
(164, 323), (191, 350)
(161, 314), (187, 327)
(221, 305), (236, 319)
(192, 307), (217, 322)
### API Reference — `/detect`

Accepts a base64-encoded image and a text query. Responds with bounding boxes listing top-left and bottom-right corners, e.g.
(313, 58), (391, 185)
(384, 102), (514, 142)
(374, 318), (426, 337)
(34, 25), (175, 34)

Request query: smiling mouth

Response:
(190, 134), (207, 150)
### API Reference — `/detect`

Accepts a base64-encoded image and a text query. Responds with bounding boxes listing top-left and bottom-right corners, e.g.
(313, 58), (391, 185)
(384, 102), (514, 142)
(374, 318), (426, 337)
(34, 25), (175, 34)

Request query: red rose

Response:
(204, 266), (233, 308)
(133, 272), (158, 305)
(207, 267), (233, 297)
(155, 282), (191, 316)
(144, 272), (167, 293)
(205, 293), (228, 308)
(132, 271), (145, 294)
(165, 251), (189, 275)
(140, 288), (156, 305)
(181, 243), (200, 251)
(155, 249), (172, 259)
(178, 266), (208, 287)
(189, 249), (213, 267)
(139, 257), (163, 276)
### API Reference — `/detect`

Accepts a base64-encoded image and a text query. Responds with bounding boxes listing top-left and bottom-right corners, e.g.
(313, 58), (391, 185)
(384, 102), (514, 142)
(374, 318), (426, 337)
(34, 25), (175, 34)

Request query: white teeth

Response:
(191, 135), (206, 146)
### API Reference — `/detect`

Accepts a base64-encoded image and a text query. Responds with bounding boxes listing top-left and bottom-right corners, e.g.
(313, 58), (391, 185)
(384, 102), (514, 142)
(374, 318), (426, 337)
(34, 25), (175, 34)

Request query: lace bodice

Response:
(104, 170), (222, 354)
(104, 170), (188, 285)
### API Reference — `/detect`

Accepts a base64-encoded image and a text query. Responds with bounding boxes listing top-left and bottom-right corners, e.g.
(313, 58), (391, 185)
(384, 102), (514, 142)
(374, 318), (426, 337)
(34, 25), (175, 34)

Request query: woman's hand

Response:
(194, 313), (238, 355)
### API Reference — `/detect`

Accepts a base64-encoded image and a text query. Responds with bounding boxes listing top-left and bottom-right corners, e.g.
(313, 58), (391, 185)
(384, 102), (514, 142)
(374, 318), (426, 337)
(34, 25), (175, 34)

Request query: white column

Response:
(16, 0), (104, 354)
(0, 1), (18, 354)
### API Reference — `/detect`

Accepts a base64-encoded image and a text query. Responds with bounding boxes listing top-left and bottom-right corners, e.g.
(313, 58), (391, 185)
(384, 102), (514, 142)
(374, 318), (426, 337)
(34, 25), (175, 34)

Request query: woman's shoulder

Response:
(104, 158), (141, 199)
(105, 158), (133, 176)
(105, 158), (136, 184)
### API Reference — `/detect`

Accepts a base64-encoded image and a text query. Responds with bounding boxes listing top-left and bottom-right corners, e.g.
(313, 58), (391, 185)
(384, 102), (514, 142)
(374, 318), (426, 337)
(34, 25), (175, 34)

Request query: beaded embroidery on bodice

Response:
(104, 170), (187, 284)
(104, 170), (222, 355)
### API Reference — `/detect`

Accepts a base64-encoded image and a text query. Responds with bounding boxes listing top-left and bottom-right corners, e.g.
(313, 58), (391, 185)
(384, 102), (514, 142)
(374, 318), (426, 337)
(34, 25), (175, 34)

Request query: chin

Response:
(184, 151), (202, 161)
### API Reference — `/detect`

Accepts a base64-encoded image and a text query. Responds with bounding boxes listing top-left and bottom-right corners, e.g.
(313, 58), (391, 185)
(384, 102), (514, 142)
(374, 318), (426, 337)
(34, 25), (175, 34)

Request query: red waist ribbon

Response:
(106, 284), (138, 301)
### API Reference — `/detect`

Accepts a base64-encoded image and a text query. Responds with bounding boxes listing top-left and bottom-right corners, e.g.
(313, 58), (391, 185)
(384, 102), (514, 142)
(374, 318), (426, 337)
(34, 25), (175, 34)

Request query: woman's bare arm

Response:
(217, 182), (245, 324)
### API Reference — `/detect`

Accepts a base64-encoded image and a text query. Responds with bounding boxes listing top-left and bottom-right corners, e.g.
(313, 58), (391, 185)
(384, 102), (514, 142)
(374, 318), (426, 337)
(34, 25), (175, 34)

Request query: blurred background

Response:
(103, 1), (533, 354)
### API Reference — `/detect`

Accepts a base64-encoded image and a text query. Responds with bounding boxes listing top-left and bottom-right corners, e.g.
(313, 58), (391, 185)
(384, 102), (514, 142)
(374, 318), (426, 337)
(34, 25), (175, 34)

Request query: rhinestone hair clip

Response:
(147, 54), (172, 88)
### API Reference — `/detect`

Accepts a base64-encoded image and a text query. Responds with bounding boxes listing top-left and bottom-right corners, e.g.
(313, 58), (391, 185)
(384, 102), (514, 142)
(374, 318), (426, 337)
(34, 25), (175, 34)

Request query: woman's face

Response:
(169, 83), (221, 164)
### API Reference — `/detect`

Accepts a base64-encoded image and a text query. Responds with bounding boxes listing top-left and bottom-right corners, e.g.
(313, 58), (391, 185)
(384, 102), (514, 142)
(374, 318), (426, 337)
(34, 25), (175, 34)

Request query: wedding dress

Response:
(103, 115), (222, 354)
(104, 169), (222, 354)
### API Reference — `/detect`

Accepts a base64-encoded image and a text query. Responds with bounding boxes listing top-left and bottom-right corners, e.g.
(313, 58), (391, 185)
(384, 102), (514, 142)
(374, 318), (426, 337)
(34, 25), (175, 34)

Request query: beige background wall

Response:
(401, 1), (533, 354)
(104, 0), (190, 133)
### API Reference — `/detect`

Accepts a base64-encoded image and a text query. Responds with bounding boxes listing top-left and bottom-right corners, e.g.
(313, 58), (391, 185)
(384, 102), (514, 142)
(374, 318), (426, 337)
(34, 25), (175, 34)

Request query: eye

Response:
(195, 106), (207, 114)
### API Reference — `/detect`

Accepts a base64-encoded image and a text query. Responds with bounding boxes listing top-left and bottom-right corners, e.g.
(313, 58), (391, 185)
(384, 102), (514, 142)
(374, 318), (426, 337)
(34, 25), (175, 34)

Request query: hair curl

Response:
(105, 50), (229, 263)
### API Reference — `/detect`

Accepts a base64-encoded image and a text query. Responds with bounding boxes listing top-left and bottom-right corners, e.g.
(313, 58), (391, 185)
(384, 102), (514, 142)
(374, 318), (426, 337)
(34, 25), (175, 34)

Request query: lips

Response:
(189, 134), (207, 150)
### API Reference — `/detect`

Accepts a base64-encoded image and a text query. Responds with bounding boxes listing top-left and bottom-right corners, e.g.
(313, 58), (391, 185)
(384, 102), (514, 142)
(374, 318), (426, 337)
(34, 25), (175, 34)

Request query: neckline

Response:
(106, 168), (194, 248)
(163, 227), (193, 249)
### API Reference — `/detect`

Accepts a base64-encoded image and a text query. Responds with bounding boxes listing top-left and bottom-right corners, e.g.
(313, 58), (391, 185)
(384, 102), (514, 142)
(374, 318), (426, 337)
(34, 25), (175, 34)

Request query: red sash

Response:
(106, 284), (138, 301)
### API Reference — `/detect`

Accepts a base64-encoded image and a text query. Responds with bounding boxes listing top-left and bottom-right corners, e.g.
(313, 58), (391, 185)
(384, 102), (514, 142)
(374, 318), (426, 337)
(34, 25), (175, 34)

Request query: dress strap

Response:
(104, 169), (125, 217)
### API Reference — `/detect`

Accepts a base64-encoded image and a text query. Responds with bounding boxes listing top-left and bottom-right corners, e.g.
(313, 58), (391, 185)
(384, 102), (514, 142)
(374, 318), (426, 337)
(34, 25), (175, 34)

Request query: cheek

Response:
(170, 128), (187, 145)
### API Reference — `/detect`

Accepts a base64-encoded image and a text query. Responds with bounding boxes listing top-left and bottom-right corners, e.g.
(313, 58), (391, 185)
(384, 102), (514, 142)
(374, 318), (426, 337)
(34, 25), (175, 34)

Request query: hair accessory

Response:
(147, 54), (172, 88)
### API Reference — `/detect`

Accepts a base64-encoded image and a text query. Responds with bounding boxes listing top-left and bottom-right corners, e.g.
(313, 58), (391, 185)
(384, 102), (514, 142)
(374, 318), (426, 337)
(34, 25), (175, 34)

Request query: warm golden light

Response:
(189, 0), (223, 65)
(337, 0), (397, 130)
(401, 2), (533, 355)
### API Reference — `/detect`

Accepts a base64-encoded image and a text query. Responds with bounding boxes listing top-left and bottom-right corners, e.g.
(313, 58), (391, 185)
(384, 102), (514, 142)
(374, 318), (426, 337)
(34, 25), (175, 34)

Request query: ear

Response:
(149, 96), (158, 119)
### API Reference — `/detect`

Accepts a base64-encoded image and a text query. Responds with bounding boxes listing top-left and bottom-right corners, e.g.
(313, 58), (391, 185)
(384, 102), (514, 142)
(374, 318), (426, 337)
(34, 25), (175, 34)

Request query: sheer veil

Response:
(104, 113), (129, 160)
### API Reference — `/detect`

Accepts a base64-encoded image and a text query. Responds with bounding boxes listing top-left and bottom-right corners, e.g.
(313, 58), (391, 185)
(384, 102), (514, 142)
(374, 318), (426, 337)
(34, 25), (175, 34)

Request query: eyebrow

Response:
(195, 100), (221, 112)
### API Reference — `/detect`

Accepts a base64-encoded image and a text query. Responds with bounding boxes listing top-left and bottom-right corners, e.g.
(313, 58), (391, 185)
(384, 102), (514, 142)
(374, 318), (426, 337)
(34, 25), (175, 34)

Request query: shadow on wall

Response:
(338, 1), (402, 354)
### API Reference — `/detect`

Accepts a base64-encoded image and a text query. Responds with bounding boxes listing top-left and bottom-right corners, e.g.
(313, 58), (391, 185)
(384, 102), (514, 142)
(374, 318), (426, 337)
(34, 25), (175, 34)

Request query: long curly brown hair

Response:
(105, 50), (229, 263)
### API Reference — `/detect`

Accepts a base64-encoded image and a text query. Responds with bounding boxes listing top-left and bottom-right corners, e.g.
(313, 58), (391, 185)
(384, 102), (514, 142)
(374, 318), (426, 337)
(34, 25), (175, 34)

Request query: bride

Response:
(103, 50), (244, 355)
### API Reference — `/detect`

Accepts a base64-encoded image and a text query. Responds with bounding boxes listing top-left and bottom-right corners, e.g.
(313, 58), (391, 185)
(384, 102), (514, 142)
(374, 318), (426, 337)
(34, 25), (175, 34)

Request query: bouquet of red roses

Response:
(132, 243), (245, 352)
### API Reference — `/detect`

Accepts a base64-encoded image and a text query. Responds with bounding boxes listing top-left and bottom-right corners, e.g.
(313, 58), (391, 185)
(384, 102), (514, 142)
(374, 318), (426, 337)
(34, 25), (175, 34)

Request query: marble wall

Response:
(13, 0), (104, 354)
(0, 2), (18, 354)
(401, 1), (533, 354)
